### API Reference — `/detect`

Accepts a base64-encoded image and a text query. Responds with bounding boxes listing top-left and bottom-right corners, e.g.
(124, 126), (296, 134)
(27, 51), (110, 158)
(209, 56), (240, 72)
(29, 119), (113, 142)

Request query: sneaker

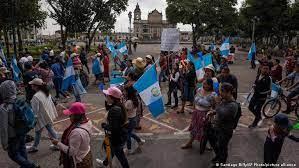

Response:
(26, 146), (38, 153)
(165, 103), (171, 106)
(138, 139), (145, 146)
(96, 159), (106, 167)
(49, 144), (60, 151)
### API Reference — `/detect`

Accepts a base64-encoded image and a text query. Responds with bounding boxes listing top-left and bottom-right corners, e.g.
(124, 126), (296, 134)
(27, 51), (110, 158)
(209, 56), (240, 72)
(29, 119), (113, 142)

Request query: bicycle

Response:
(262, 83), (299, 119)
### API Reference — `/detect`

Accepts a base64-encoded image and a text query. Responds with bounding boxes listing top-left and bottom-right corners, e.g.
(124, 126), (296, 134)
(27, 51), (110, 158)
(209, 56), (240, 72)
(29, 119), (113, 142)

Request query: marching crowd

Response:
(0, 43), (298, 168)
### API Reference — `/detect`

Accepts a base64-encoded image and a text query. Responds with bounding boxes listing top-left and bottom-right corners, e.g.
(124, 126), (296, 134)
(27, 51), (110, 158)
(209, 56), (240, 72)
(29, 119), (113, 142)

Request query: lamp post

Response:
(128, 11), (132, 55)
(251, 17), (259, 43)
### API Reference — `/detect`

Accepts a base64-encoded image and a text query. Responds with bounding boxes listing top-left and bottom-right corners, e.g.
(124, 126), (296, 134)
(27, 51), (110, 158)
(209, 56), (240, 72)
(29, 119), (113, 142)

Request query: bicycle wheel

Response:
(262, 99), (281, 118)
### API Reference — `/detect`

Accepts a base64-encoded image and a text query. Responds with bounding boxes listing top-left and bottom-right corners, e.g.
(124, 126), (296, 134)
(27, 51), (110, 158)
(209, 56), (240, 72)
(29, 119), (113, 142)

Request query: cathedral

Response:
(133, 3), (176, 41)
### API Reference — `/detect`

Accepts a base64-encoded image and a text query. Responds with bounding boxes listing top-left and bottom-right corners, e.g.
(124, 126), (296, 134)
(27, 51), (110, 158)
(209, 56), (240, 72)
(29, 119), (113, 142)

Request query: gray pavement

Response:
(1, 128), (298, 168)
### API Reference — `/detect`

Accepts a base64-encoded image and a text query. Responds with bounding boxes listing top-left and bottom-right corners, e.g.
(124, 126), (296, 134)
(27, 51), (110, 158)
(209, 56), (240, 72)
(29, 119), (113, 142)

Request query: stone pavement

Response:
(1, 127), (298, 168)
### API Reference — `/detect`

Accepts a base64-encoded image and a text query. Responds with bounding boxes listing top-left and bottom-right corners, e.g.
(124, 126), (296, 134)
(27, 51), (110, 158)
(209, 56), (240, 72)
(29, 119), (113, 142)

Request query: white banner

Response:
(161, 28), (180, 52)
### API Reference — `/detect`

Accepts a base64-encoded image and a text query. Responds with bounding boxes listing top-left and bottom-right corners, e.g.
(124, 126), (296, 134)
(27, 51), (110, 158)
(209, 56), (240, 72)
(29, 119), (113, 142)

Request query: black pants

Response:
(249, 95), (266, 126)
(207, 127), (233, 164)
(82, 62), (90, 74)
(251, 59), (256, 69)
(103, 144), (129, 168)
(167, 84), (178, 106)
(263, 137), (283, 168)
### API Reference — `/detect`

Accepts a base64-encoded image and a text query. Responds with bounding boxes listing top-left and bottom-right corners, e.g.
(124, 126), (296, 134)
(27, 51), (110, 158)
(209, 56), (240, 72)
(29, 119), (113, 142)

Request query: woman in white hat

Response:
(26, 78), (59, 153)
(145, 55), (155, 71)
(132, 57), (146, 79)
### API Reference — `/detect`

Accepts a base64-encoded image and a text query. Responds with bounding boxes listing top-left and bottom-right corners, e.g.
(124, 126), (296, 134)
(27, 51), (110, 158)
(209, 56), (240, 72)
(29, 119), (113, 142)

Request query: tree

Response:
(166, 0), (238, 47)
(47, 0), (128, 51)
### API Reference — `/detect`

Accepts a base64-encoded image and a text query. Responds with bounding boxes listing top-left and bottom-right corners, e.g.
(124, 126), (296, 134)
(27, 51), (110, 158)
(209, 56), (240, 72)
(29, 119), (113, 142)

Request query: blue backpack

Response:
(12, 98), (36, 135)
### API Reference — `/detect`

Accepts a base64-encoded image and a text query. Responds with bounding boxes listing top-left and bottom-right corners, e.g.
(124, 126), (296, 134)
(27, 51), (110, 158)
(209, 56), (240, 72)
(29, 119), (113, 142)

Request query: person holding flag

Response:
(248, 43), (257, 69)
(220, 38), (230, 57)
(92, 53), (104, 85)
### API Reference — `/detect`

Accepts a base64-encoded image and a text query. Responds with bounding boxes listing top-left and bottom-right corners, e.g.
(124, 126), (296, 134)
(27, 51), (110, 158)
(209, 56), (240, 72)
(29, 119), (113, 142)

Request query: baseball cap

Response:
(103, 87), (122, 99)
(274, 114), (292, 129)
(29, 78), (44, 86)
(63, 102), (86, 116)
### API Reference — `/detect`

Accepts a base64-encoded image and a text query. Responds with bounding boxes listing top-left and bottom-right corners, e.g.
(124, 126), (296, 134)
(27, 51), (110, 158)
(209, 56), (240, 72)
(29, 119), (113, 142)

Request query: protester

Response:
(145, 55), (154, 70)
(103, 51), (110, 82)
(19, 54), (29, 71)
(51, 57), (68, 99)
(217, 66), (238, 100)
(207, 83), (238, 166)
(132, 57), (146, 79)
(0, 80), (40, 168)
(124, 84), (145, 154)
(133, 42), (137, 52)
(23, 62), (39, 102)
(0, 67), (10, 84)
(122, 59), (134, 79)
(51, 102), (93, 168)
(248, 63), (271, 128)
(278, 63), (299, 114)
(263, 114), (299, 168)
(181, 79), (216, 149)
(27, 78), (59, 153)
(270, 59), (283, 83)
(97, 87), (129, 168)
(284, 55), (296, 76)
(178, 61), (196, 114)
(34, 61), (54, 89)
(165, 63), (180, 109)
(92, 53), (104, 85)
(159, 53), (168, 82)
(80, 47), (90, 74)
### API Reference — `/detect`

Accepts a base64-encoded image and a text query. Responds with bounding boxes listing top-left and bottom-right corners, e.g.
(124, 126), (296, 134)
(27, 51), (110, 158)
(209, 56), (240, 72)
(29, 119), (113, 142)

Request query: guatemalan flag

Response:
(62, 58), (76, 91)
(248, 42), (256, 60)
(105, 36), (117, 58)
(0, 44), (7, 66)
(220, 38), (230, 57)
(118, 41), (128, 55)
(187, 50), (204, 80)
(11, 56), (21, 82)
(134, 64), (165, 117)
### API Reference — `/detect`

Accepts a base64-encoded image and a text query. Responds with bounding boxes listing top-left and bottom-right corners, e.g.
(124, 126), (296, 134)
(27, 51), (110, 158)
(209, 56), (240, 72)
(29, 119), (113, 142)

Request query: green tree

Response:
(166, 0), (238, 46)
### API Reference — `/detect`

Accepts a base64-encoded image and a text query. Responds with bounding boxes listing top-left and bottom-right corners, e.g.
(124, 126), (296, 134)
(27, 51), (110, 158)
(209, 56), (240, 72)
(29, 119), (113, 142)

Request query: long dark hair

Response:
(126, 88), (139, 108)
(36, 84), (50, 97)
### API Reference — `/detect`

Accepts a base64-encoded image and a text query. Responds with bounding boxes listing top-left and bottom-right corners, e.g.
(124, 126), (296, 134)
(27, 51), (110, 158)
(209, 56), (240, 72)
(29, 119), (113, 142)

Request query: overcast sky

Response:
(41, 0), (244, 35)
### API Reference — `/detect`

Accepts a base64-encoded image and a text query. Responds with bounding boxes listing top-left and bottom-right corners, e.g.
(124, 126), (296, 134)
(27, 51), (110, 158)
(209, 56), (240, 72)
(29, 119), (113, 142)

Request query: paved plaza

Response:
(1, 44), (298, 168)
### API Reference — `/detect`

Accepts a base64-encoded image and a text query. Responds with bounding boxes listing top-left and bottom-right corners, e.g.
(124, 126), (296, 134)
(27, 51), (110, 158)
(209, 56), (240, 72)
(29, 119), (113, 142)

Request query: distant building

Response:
(180, 31), (193, 42)
(133, 3), (176, 41)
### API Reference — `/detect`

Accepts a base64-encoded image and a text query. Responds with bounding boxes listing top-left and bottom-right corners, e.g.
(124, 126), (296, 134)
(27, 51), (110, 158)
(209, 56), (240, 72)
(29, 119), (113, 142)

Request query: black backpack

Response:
(233, 102), (242, 129)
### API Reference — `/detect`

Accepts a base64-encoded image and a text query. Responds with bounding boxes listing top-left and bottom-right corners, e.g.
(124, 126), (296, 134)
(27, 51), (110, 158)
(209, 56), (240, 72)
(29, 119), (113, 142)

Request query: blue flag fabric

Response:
(105, 36), (117, 58)
(92, 58), (101, 75)
(203, 53), (213, 66)
(118, 41), (128, 55)
(11, 56), (21, 82)
(133, 65), (164, 117)
(0, 44), (7, 67)
(248, 43), (256, 60)
(62, 59), (76, 91)
(220, 38), (230, 56)
(110, 77), (126, 87)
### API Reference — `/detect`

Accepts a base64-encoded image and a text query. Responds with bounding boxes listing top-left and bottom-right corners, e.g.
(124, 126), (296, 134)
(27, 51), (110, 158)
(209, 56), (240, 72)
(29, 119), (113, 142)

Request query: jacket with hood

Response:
(0, 80), (17, 150)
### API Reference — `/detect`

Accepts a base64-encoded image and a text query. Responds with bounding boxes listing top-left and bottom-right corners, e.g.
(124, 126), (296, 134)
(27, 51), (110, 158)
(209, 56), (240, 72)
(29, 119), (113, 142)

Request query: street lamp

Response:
(128, 11), (132, 55)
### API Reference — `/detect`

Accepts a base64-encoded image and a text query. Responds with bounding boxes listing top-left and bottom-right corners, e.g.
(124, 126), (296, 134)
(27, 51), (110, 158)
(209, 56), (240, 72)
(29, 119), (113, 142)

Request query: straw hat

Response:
(205, 64), (215, 72)
(132, 57), (146, 69)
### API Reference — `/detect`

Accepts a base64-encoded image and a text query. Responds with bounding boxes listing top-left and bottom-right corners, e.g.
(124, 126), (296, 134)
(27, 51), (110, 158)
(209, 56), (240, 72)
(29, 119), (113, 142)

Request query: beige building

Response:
(133, 3), (176, 41)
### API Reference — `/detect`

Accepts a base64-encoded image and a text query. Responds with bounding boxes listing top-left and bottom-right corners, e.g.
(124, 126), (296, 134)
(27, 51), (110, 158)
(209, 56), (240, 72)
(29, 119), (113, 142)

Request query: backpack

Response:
(12, 98), (36, 135)
(233, 102), (242, 129)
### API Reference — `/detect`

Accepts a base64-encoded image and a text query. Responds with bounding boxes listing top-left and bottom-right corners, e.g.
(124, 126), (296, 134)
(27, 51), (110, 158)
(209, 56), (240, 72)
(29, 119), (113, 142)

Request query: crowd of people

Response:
(0, 43), (298, 168)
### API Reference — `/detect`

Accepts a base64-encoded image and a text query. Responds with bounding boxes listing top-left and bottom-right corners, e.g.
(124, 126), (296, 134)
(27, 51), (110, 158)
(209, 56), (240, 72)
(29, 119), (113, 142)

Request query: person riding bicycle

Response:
(278, 63), (299, 114)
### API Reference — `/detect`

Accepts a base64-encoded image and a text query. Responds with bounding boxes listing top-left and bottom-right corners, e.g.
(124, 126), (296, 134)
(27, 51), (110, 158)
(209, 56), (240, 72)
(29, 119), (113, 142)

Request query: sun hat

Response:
(63, 102), (86, 116)
(29, 78), (44, 86)
(274, 113), (292, 129)
(132, 57), (146, 69)
(0, 67), (10, 73)
(103, 87), (122, 99)
(205, 64), (215, 72)
(145, 55), (153, 60)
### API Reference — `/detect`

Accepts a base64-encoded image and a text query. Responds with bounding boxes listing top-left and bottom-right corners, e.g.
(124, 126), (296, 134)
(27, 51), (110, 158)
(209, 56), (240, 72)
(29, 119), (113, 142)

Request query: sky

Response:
(41, 0), (244, 35)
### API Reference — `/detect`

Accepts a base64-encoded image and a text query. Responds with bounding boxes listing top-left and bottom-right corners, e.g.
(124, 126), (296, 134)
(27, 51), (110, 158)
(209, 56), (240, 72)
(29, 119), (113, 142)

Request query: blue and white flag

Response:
(118, 41), (128, 55)
(187, 50), (204, 80)
(11, 56), (21, 82)
(203, 53), (213, 67)
(62, 58), (76, 91)
(0, 44), (7, 67)
(105, 36), (117, 58)
(110, 77), (126, 87)
(220, 38), (230, 56)
(134, 65), (165, 117)
(248, 43), (256, 60)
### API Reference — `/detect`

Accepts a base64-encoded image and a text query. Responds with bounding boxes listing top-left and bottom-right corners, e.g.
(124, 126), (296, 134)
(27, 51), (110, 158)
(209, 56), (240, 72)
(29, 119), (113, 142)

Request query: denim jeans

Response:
(103, 144), (129, 168)
(53, 77), (66, 98)
(127, 117), (141, 150)
(33, 124), (58, 147)
(159, 70), (167, 82)
(8, 136), (36, 168)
